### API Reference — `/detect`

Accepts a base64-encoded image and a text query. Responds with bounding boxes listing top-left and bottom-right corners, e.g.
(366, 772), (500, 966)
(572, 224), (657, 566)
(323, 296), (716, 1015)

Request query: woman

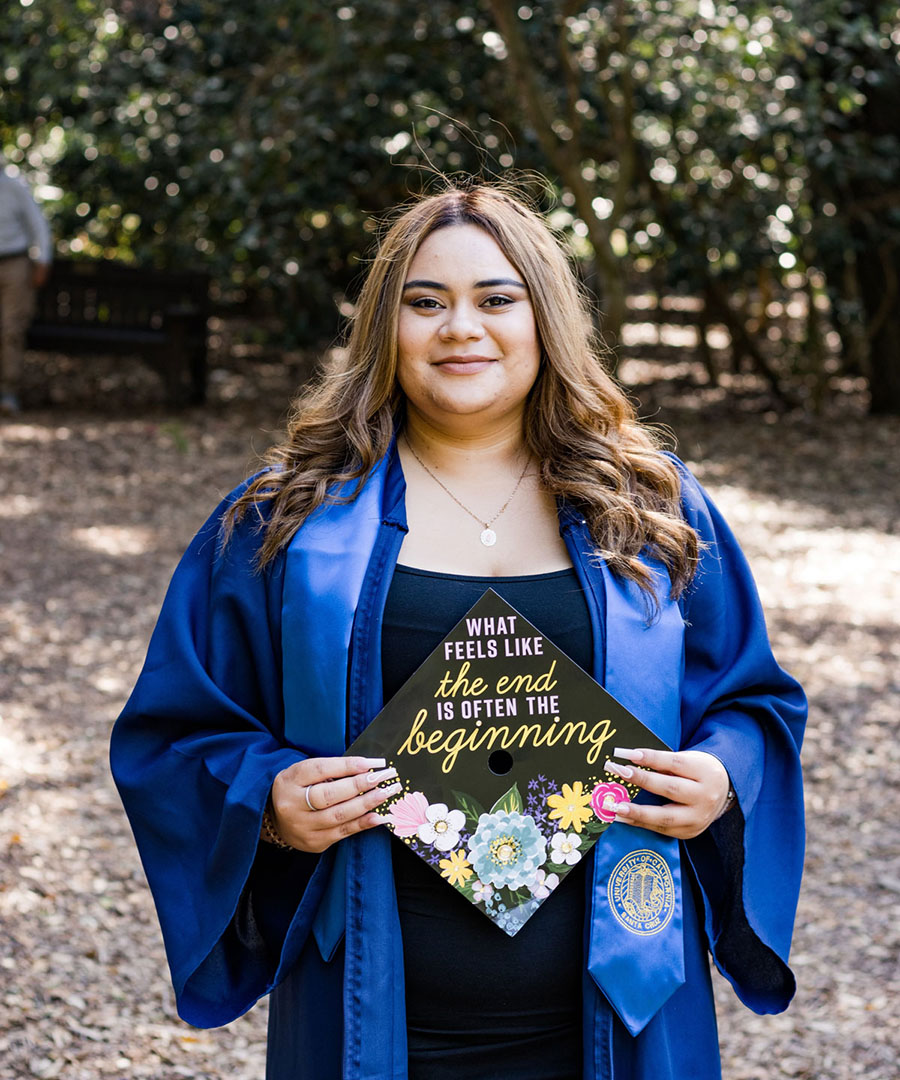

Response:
(111, 183), (806, 1080)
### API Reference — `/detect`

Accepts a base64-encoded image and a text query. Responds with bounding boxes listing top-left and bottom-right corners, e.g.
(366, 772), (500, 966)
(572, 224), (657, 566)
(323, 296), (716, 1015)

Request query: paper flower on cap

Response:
(546, 781), (594, 832)
(549, 831), (583, 866)
(386, 791), (430, 837)
(417, 802), (466, 851)
(468, 811), (547, 889)
(529, 868), (560, 899)
(591, 781), (630, 823)
(472, 880), (494, 903)
(439, 849), (474, 888)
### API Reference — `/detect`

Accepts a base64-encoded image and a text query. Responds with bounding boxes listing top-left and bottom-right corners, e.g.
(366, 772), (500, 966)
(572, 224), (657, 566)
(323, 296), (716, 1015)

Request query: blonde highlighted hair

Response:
(227, 182), (699, 600)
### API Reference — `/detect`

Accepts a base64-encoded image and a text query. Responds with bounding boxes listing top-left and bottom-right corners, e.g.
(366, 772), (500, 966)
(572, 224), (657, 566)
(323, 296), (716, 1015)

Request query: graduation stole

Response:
(281, 452), (686, 1073)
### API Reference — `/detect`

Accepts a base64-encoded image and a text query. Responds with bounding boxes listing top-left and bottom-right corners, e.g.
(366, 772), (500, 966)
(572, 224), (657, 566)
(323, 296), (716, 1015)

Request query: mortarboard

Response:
(347, 588), (669, 935)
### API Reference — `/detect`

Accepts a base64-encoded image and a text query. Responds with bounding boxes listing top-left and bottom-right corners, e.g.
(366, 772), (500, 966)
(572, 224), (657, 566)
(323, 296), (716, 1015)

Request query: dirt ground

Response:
(1, 352), (898, 1079)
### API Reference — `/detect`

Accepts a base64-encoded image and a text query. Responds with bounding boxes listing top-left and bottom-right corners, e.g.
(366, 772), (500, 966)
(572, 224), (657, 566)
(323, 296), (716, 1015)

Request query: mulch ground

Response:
(1, 351), (898, 1079)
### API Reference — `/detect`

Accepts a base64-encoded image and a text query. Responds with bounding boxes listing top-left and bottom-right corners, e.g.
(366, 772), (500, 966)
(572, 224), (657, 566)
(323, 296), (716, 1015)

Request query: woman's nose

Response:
(438, 304), (485, 341)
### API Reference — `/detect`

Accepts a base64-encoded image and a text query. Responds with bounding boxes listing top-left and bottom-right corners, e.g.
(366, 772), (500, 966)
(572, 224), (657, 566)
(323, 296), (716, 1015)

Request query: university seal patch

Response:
(608, 849), (675, 935)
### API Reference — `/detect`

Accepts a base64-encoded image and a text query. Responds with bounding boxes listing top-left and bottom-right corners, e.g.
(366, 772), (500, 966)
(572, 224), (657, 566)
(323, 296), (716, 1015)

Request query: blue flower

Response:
(468, 811), (547, 890)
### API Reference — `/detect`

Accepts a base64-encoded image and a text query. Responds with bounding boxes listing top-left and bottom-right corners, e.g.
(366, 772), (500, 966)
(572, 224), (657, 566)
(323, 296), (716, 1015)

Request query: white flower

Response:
(529, 868), (560, 899)
(549, 831), (582, 866)
(473, 880), (494, 903)
(417, 802), (466, 851)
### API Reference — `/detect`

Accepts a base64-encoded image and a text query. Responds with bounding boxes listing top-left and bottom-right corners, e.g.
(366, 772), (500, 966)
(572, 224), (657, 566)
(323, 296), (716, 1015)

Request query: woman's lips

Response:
(433, 355), (498, 374)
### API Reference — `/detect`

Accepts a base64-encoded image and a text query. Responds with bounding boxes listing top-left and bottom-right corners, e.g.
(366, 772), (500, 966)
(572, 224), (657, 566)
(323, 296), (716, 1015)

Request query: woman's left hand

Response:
(604, 747), (732, 840)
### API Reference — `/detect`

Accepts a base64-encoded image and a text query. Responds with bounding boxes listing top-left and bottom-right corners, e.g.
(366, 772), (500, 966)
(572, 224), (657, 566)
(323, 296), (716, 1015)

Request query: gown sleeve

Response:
(109, 478), (330, 1027)
(670, 456), (807, 1014)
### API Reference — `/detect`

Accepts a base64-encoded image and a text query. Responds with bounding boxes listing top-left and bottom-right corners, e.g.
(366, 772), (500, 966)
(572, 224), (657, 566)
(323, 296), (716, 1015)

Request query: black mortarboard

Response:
(348, 588), (668, 935)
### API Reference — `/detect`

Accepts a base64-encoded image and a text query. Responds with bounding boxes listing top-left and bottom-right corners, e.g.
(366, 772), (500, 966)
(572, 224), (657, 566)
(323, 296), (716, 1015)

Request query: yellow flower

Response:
(439, 849), (474, 888)
(547, 781), (594, 833)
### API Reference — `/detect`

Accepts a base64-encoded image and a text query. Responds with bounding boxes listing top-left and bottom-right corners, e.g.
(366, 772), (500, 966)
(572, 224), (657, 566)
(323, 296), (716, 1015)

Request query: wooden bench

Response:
(27, 258), (210, 406)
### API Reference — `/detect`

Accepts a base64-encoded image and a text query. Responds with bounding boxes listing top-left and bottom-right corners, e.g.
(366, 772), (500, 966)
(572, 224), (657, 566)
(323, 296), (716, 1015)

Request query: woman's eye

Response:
(409, 296), (443, 309)
(483, 294), (513, 308)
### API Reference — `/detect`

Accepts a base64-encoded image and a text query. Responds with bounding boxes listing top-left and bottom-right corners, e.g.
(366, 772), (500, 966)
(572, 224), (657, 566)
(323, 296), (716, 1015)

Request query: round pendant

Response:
(480, 528), (497, 547)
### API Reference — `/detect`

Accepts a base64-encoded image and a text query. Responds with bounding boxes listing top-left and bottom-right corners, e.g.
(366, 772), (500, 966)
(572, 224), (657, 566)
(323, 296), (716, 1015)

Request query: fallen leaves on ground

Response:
(1, 356), (898, 1079)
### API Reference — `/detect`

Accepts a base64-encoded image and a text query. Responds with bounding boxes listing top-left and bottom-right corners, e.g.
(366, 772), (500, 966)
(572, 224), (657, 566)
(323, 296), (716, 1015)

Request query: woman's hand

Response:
(604, 747), (733, 840)
(270, 756), (401, 853)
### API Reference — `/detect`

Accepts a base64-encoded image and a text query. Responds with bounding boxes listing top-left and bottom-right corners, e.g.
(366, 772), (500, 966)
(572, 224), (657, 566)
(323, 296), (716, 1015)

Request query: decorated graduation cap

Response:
(347, 588), (669, 936)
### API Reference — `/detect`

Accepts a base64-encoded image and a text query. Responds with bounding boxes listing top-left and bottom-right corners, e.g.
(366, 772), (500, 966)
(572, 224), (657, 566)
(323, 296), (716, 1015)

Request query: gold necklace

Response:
(404, 437), (531, 547)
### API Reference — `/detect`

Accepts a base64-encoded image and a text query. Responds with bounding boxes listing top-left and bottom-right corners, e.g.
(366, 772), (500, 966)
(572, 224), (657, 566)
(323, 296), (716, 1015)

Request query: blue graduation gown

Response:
(110, 446), (806, 1079)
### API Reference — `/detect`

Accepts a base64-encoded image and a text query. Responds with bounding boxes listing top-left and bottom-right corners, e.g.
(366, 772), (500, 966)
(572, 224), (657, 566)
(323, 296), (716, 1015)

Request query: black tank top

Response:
(382, 565), (594, 1080)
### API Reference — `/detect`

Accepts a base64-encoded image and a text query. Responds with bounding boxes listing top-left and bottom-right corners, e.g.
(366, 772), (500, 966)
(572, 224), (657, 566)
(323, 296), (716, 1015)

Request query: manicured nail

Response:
(364, 757), (387, 767)
(604, 759), (633, 779)
(371, 814), (390, 825)
(378, 782), (402, 800)
(613, 802), (631, 816)
(369, 767), (398, 785)
(613, 747), (644, 763)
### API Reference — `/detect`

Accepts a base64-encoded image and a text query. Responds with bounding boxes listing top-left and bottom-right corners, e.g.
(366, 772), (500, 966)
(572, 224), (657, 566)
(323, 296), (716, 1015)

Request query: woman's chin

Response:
(412, 396), (525, 431)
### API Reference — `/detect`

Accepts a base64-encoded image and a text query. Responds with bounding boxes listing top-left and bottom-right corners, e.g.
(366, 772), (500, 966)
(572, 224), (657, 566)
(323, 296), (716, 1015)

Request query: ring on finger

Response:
(304, 785), (318, 812)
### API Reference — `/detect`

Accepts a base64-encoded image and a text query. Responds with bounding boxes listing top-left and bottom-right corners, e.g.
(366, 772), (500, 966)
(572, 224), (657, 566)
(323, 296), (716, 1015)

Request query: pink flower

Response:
(386, 790), (430, 837)
(591, 782), (630, 823)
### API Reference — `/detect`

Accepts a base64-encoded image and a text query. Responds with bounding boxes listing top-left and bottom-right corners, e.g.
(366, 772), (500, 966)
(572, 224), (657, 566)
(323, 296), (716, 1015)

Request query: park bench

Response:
(26, 258), (209, 406)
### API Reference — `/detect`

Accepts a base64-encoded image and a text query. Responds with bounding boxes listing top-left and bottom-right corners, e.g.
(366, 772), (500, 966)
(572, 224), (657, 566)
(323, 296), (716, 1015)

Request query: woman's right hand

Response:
(269, 756), (400, 853)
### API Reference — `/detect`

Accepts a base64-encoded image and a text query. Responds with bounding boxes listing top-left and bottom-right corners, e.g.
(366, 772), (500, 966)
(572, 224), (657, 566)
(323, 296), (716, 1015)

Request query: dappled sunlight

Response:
(620, 321), (700, 348)
(705, 487), (900, 622)
(0, 422), (69, 444)
(0, 493), (42, 518)
(0, 727), (45, 786)
(69, 524), (156, 557)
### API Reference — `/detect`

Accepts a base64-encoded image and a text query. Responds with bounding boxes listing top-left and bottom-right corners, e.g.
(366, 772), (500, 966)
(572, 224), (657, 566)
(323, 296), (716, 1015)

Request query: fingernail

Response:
(613, 747), (644, 763)
(378, 782), (402, 799)
(369, 767), (398, 785)
(371, 813), (390, 825)
(604, 760), (633, 779)
(364, 757), (387, 767)
(613, 802), (631, 815)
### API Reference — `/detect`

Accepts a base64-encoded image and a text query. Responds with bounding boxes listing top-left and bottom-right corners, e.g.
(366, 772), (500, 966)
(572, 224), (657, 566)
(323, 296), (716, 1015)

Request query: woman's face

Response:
(396, 224), (541, 433)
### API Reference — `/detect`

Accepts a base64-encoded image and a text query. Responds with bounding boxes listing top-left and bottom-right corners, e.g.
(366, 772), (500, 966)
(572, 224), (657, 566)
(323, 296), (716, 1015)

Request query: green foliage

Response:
(2, 0), (898, 407)
(451, 789), (487, 831)
(489, 783), (524, 816)
(2, 1), (522, 339)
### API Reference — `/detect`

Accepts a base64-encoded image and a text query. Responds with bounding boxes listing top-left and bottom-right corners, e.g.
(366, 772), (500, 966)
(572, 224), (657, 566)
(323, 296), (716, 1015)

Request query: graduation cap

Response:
(347, 588), (669, 936)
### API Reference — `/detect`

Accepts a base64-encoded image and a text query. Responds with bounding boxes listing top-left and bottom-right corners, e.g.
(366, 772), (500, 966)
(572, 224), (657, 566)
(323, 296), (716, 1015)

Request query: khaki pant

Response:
(0, 255), (36, 396)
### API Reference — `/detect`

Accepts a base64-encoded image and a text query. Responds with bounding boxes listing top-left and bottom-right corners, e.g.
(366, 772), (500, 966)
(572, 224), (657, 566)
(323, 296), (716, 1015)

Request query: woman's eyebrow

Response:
(402, 279), (446, 291)
(475, 278), (528, 290)
(401, 277), (527, 291)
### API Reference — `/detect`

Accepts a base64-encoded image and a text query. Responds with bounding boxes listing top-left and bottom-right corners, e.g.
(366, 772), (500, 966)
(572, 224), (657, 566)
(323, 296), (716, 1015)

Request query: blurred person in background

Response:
(0, 152), (52, 415)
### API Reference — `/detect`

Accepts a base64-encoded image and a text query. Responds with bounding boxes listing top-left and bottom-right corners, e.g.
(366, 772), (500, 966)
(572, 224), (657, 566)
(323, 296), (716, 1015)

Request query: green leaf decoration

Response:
(452, 789), (487, 831)
(456, 877), (477, 901)
(489, 783), (523, 815)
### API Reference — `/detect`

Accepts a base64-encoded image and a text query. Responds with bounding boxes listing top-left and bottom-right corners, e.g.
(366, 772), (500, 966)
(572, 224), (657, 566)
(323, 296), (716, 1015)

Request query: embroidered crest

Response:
(608, 849), (675, 935)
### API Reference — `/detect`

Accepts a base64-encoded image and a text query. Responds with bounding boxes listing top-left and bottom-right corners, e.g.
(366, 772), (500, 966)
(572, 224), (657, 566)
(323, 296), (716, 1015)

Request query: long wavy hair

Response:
(226, 183), (699, 600)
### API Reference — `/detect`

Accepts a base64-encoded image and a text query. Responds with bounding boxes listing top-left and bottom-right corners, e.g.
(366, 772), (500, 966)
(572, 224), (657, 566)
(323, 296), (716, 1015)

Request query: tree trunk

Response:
(857, 244), (900, 414)
(485, 0), (632, 346)
(703, 280), (794, 407)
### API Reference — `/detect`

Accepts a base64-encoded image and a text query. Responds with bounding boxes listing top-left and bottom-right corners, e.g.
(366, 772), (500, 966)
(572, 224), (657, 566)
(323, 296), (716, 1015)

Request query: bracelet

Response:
(260, 801), (294, 849)
(717, 787), (737, 819)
